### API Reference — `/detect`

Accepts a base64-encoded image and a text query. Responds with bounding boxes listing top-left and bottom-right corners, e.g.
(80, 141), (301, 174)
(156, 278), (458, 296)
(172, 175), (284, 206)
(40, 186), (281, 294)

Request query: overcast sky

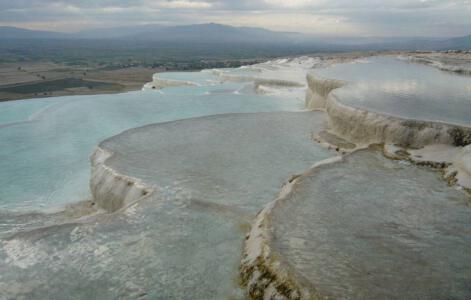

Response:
(0, 0), (470, 37)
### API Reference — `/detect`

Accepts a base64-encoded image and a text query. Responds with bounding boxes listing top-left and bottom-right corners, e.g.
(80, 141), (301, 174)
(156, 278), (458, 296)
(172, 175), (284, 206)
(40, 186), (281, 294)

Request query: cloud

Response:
(151, 1), (213, 9)
(0, 0), (470, 36)
(262, 0), (327, 8)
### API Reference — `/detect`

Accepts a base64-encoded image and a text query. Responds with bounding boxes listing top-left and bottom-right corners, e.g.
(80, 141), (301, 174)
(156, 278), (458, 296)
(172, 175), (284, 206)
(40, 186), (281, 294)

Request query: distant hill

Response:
(0, 23), (469, 51)
(0, 26), (68, 39)
(0, 23), (305, 45)
(434, 35), (471, 50)
(74, 23), (302, 45)
(324, 35), (471, 52)
(75, 24), (165, 39)
(127, 23), (302, 44)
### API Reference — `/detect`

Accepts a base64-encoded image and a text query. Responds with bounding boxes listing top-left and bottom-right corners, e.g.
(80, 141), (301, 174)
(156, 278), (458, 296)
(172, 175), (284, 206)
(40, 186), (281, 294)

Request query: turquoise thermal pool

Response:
(0, 112), (332, 299)
(1, 56), (470, 300)
(0, 71), (303, 211)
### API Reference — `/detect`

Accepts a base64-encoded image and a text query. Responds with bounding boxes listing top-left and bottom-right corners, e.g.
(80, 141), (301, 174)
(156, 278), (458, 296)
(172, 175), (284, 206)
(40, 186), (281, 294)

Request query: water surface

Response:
(0, 72), (302, 211)
(272, 150), (471, 299)
(315, 56), (471, 126)
(0, 112), (332, 299)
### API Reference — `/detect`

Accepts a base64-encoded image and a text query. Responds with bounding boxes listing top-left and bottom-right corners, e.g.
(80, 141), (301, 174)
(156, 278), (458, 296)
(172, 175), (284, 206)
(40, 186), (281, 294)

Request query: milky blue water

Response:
(1, 60), (470, 300)
(0, 71), (302, 211)
(155, 71), (215, 85)
(0, 112), (332, 299)
(0, 98), (56, 125)
(315, 56), (471, 127)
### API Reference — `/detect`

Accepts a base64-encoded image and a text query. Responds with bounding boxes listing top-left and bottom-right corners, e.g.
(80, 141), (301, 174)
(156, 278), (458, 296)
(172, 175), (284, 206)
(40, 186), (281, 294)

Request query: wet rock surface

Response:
(1, 112), (333, 299)
(266, 150), (471, 299)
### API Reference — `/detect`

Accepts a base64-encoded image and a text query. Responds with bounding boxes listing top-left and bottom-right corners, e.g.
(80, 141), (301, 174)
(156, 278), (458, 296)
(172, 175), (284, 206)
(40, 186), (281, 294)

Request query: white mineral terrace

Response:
(1, 54), (470, 300)
(241, 149), (471, 299)
(241, 54), (471, 300)
(306, 55), (471, 191)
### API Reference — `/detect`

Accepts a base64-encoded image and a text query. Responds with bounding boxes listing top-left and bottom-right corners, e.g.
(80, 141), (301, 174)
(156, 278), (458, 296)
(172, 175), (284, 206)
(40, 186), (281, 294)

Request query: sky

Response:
(0, 0), (470, 37)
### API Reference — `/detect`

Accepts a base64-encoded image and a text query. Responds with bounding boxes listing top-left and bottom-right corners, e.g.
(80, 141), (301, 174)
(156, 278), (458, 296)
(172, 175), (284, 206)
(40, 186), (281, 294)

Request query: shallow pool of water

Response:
(0, 112), (332, 299)
(272, 150), (471, 299)
(315, 56), (471, 126)
(0, 71), (303, 211)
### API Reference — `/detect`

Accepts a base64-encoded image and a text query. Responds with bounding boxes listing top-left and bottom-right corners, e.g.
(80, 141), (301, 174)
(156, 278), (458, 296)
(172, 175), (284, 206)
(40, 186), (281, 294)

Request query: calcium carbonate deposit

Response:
(0, 64), (306, 212)
(241, 150), (470, 299)
(1, 54), (470, 300)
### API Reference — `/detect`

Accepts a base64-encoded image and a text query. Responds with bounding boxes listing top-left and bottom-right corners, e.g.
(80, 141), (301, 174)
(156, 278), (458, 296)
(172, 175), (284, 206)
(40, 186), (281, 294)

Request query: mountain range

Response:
(0, 23), (470, 51)
(0, 23), (299, 43)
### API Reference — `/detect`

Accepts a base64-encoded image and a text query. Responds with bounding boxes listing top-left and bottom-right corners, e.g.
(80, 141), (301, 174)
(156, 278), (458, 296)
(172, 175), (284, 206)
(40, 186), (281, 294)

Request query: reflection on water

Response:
(316, 56), (471, 126)
(273, 150), (471, 299)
